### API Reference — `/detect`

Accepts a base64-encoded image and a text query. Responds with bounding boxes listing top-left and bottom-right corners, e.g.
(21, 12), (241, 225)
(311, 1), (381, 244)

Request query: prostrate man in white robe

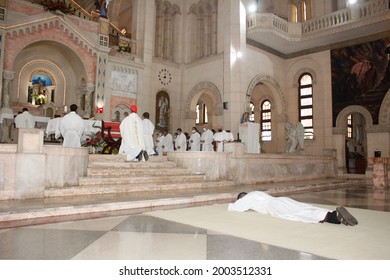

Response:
(175, 128), (187, 152)
(14, 108), (36, 129)
(119, 105), (148, 161)
(228, 191), (358, 226)
(141, 112), (156, 156)
(200, 124), (214, 151)
(189, 127), (201, 151)
(59, 104), (85, 148)
(162, 129), (174, 154)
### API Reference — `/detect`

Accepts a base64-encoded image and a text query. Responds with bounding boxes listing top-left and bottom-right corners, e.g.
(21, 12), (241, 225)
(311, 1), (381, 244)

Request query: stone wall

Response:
(168, 142), (338, 184)
(0, 129), (88, 200)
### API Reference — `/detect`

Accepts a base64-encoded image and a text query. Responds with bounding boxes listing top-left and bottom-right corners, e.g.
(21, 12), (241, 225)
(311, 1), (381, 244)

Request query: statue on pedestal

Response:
(285, 122), (305, 153)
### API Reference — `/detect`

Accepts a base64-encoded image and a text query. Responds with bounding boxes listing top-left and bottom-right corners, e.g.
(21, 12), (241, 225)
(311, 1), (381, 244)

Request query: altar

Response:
(45, 118), (102, 141)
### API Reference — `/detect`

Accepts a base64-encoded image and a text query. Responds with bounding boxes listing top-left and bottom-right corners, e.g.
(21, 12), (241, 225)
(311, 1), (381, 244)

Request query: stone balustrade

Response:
(247, 0), (389, 39)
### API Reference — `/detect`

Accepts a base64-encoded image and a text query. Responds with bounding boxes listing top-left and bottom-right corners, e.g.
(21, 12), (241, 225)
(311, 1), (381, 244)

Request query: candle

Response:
(64, 105), (68, 113)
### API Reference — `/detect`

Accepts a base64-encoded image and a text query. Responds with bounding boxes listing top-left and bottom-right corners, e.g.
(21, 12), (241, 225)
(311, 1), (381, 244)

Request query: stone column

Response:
(84, 83), (95, 118)
(203, 11), (211, 57)
(155, 0), (164, 58)
(163, 10), (173, 60)
(1, 70), (14, 114)
(196, 14), (203, 59)
(210, 0), (218, 55)
(0, 71), (15, 142)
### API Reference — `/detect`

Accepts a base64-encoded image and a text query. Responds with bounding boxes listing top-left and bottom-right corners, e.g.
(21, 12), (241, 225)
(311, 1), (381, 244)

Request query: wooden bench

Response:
(101, 121), (122, 154)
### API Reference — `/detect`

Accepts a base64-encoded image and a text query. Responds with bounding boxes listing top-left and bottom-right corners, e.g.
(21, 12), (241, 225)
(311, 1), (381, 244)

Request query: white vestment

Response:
(175, 133), (187, 152)
(213, 130), (229, 152)
(14, 111), (35, 129)
(189, 132), (201, 151)
(201, 129), (214, 151)
(119, 112), (145, 161)
(59, 111), (85, 147)
(162, 133), (174, 152)
(155, 135), (164, 156)
(228, 191), (329, 223)
(142, 118), (156, 155)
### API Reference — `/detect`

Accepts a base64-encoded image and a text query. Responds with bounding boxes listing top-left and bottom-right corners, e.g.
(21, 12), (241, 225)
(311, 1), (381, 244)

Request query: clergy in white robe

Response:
(228, 191), (332, 224)
(155, 133), (164, 156)
(119, 105), (146, 161)
(141, 112), (156, 155)
(162, 130), (174, 153)
(189, 127), (201, 151)
(14, 108), (35, 129)
(175, 128), (187, 152)
(213, 127), (230, 152)
(59, 104), (85, 148)
(201, 125), (214, 151)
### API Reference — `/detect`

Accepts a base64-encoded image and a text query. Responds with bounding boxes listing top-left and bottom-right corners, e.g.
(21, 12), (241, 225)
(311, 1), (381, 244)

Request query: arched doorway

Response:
(335, 105), (373, 174)
(246, 75), (286, 153)
(345, 112), (367, 174)
(184, 81), (223, 131)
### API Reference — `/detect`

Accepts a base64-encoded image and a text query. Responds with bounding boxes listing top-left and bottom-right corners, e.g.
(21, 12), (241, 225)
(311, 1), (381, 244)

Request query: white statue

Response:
(285, 122), (305, 153)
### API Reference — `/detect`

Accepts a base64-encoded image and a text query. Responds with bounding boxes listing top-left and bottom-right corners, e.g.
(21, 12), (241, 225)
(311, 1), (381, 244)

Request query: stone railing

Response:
(301, 9), (351, 34)
(247, 0), (389, 38)
(358, 0), (389, 18)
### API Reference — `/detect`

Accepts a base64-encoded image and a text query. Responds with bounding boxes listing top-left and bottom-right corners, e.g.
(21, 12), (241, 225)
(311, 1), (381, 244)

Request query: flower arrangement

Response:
(42, 0), (75, 15)
(118, 41), (129, 53)
(81, 124), (106, 154)
(34, 93), (47, 105)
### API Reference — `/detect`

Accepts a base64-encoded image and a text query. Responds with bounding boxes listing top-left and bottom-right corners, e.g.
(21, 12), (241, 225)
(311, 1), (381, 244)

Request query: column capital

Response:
(3, 70), (15, 80)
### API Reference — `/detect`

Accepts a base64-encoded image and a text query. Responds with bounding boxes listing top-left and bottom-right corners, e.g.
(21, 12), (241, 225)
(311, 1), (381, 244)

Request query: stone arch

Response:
(335, 105), (373, 129)
(184, 81), (223, 119)
(378, 89), (390, 125)
(292, 67), (318, 87)
(246, 74), (286, 118)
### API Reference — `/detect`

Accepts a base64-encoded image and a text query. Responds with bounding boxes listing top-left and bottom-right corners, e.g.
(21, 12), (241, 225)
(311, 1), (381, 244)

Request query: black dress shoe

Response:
(143, 150), (149, 161)
(136, 151), (143, 161)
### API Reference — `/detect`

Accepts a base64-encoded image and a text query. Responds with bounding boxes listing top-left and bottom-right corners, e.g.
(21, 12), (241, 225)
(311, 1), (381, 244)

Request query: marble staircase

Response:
(45, 154), (236, 197)
(0, 154), (368, 228)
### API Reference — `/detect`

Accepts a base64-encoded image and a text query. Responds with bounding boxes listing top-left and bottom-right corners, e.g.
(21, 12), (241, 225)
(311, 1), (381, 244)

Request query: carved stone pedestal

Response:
(368, 157), (389, 190)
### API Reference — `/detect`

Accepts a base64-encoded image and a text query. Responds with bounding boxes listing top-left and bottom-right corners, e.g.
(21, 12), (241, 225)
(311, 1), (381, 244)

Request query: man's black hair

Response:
(237, 192), (248, 200)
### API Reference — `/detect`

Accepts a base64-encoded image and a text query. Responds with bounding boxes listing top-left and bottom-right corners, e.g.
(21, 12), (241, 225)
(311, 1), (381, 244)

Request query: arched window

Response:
(203, 104), (208, 124)
(347, 114), (352, 139)
(249, 102), (255, 122)
(298, 73), (314, 139)
(261, 100), (272, 141)
(196, 104), (200, 124)
(290, 0), (312, 22)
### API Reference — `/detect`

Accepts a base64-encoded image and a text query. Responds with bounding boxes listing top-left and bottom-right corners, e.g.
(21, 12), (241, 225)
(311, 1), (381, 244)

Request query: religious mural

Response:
(331, 38), (390, 125)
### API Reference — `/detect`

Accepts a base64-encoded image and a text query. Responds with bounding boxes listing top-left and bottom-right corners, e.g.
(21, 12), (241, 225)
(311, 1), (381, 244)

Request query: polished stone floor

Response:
(0, 184), (388, 260)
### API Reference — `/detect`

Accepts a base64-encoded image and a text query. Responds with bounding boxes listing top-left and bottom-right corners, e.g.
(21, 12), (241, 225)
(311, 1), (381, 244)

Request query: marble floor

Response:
(0, 183), (389, 260)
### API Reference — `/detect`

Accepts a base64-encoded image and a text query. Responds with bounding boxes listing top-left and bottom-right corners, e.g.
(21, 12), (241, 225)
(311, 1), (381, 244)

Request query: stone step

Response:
(87, 166), (192, 176)
(45, 180), (237, 197)
(1, 178), (367, 228)
(78, 174), (206, 186)
(88, 160), (178, 169)
(88, 154), (168, 163)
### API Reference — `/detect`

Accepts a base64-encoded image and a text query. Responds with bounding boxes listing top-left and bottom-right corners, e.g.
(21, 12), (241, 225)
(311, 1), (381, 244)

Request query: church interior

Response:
(0, 0), (389, 260)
